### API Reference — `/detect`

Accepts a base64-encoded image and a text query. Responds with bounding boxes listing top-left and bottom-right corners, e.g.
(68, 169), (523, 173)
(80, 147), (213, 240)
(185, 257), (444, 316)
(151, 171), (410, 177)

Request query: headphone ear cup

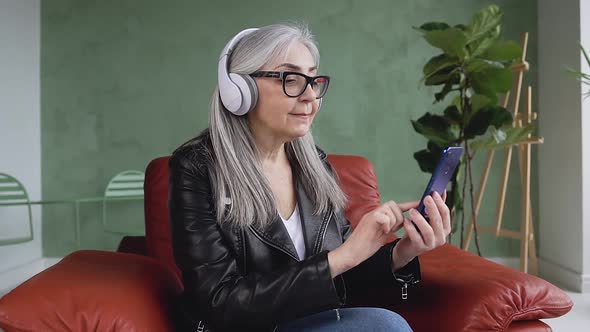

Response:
(228, 73), (258, 115)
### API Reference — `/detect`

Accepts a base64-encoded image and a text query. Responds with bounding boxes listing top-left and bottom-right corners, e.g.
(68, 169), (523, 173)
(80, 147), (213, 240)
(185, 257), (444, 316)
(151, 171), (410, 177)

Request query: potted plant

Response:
(412, 5), (535, 254)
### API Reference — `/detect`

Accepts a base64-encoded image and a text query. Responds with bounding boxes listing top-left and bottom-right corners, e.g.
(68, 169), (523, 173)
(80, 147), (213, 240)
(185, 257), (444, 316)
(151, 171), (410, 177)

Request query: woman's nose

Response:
(299, 83), (318, 102)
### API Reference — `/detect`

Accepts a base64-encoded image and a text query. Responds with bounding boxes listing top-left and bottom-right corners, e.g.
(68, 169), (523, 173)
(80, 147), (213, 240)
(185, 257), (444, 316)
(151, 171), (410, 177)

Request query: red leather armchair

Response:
(0, 155), (573, 331)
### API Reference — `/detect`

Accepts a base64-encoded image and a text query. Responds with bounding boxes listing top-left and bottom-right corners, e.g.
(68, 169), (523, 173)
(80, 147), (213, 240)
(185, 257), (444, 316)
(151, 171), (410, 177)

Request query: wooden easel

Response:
(462, 32), (544, 275)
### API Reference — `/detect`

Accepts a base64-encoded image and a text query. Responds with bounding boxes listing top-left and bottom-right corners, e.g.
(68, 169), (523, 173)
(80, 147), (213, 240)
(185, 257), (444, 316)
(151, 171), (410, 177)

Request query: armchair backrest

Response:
(143, 155), (382, 279)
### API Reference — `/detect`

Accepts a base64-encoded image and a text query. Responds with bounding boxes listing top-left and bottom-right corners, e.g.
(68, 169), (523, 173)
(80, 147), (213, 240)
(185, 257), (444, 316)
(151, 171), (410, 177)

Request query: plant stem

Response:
(466, 148), (482, 256)
(460, 157), (467, 249)
(449, 178), (458, 243)
(459, 85), (466, 249)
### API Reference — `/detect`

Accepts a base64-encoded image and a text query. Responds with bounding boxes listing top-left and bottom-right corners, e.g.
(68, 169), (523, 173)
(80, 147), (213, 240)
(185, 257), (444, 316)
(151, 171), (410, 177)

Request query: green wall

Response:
(41, 0), (538, 257)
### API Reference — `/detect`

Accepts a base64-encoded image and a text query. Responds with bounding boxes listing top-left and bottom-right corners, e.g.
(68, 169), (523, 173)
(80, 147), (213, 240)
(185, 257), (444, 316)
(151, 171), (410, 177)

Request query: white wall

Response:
(0, 0), (41, 276)
(582, 0), (590, 293)
(538, 0), (590, 292)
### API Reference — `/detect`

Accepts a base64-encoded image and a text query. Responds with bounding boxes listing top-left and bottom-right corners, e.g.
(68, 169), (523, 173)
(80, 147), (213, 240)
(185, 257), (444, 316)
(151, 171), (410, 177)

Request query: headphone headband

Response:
(219, 28), (259, 60)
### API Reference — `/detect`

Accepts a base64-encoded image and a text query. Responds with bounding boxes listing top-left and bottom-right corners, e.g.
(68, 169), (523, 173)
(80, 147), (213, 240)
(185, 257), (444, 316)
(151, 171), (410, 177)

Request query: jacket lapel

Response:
(249, 214), (300, 261)
(248, 179), (327, 261)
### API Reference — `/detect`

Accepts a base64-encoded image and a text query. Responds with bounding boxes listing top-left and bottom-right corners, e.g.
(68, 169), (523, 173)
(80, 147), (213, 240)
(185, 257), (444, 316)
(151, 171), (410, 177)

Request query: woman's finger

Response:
(377, 205), (396, 233)
(433, 191), (451, 236)
(373, 211), (393, 234)
(384, 201), (404, 229)
(403, 219), (422, 246)
(424, 195), (444, 242)
(409, 209), (435, 249)
(397, 200), (420, 212)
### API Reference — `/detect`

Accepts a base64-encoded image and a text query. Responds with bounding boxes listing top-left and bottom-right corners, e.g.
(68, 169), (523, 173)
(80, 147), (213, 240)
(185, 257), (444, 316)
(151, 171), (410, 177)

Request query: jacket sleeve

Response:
(169, 154), (345, 330)
(336, 209), (421, 301)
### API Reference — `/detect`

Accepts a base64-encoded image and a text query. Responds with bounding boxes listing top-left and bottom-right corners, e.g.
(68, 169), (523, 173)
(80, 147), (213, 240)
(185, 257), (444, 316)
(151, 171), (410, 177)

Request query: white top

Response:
(280, 204), (306, 260)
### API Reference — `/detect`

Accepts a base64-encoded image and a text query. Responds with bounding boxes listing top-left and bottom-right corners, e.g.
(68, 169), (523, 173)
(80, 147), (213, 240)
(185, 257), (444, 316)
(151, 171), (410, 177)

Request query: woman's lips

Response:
(289, 113), (311, 118)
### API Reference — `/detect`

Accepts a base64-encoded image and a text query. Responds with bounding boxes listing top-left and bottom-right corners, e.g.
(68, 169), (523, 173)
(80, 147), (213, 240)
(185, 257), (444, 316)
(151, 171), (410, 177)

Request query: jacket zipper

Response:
(241, 227), (247, 274)
(401, 283), (408, 300)
(395, 276), (419, 300)
(195, 320), (205, 332)
(313, 208), (332, 254)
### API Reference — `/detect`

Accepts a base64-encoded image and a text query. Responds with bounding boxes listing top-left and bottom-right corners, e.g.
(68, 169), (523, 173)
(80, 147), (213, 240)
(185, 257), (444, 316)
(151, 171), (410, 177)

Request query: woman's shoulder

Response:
(169, 130), (213, 174)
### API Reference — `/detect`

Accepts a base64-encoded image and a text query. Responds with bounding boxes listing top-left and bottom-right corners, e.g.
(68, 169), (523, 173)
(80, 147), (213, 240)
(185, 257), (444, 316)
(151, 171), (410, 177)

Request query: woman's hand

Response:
(391, 191), (451, 270)
(328, 200), (418, 278)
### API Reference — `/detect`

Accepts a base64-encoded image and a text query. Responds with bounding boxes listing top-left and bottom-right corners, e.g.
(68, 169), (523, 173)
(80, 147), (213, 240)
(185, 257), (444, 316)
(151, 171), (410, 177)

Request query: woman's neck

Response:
(259, 143), (289, 171)
(251, 129), (289, 166)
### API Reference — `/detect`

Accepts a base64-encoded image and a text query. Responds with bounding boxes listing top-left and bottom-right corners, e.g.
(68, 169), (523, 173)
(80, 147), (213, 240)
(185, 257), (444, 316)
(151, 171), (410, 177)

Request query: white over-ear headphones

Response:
(218, 28), (259, 116)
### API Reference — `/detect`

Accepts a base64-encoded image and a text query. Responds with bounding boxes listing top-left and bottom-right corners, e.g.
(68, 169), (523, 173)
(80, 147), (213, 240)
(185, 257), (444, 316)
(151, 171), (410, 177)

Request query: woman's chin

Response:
(285, 127), (310, 141)
(295, 124), (313, 135)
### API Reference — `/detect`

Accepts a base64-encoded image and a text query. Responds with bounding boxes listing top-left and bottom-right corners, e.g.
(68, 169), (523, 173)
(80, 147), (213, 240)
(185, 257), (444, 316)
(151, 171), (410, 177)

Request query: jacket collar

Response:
(247, 147), (329, 260)
(248, 181), (327, 261)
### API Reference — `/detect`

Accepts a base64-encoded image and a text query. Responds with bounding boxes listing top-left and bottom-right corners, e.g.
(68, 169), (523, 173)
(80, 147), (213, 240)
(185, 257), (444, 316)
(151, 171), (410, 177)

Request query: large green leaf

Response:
(470, 32), (500, 58)
(427, 140), (445, 155)
(424, 28), (468, 58)
(434, 82), (455, 103)
(454, 24), (468, 31)
(470, 94), (492, 114)
(416, 22), (451, 32)
(472, 66), (513, 95)
(487, 106), (512, 128)
(465, 59), (490, 74)
(467, 5), (502, 43)
(414, 141), (445, 173)
(423, 54), (460, 79)
(470, 124), (535, 150)
(443, 105), (462, 124)
(464, 105), (512, 139)
(480, 40), (522, 61)
(424, 66), (458, 86)
(470, 84), (498, 105)
(411, 113), (457, 146)
(414, 149), (438, 173)
(464, 108), (494, 139)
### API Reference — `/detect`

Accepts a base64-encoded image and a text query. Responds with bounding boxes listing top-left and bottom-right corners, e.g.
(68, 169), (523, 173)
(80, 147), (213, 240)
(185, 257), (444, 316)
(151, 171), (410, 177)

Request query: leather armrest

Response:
(0, 250), (183, 332)
(352, 244), (573, 332)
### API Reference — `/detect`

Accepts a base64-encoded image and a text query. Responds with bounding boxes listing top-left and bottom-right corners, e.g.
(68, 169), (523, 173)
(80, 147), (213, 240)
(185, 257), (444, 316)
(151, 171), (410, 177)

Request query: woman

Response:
(169, 23), (451, 332)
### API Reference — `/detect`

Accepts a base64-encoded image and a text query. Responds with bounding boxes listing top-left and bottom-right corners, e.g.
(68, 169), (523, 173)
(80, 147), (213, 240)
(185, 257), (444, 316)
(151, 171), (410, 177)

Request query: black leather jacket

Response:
(168, 134), (421, 331)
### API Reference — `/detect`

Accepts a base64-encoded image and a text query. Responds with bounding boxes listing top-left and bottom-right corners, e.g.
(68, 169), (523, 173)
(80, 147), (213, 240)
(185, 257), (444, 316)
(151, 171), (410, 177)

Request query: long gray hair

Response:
(208, 23), (347, 229)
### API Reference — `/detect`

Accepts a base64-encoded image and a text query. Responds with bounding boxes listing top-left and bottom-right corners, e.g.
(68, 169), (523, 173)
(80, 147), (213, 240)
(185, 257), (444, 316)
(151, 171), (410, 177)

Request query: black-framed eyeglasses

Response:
(250, 71), (330, 99)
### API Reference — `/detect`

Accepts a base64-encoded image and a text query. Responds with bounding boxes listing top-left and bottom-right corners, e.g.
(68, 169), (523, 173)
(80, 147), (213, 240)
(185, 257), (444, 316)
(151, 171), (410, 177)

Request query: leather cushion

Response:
(352, 243), (573, 331)
(144, 157), (181, 279)
(0, 250), (183, 332)
(326, 155), (382, 227)
(326, 155), (572, 330)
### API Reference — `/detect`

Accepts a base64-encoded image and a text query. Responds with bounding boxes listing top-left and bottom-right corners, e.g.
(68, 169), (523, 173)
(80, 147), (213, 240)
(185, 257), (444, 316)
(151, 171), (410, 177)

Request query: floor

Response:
(541, 290), (590, 331)
(0, 258), (588, 331)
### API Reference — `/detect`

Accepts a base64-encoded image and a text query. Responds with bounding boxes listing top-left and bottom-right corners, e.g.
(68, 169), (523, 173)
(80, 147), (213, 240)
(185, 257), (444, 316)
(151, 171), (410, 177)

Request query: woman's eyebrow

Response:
(274, 63), (317, 72)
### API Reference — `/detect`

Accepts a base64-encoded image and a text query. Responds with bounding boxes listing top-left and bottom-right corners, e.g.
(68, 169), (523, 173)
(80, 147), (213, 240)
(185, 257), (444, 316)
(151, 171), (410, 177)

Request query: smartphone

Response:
(416, 146), (464, 220)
